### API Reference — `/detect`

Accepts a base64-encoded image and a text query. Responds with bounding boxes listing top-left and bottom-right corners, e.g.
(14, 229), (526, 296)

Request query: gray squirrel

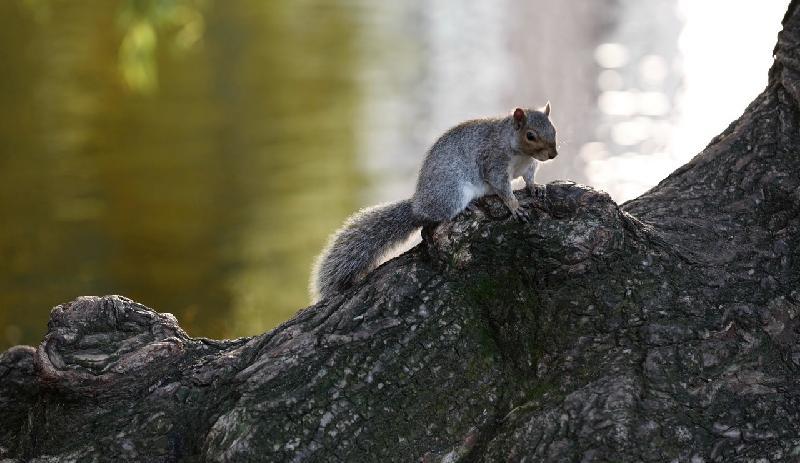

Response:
(310, 104), (558, 301)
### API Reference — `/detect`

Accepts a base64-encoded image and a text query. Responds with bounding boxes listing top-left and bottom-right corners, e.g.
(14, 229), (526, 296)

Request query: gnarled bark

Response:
(2, 2), (800, 461)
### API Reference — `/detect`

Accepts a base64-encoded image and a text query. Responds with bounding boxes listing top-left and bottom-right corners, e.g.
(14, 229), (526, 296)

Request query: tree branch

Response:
(2, 3), (800, 462)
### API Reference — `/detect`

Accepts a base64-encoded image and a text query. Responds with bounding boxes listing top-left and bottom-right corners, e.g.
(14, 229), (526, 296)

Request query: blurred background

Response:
(0, 0), (789, 349)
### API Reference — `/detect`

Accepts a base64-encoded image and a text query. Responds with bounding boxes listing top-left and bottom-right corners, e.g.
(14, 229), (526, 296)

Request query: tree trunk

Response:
(2, 3), (800, 461)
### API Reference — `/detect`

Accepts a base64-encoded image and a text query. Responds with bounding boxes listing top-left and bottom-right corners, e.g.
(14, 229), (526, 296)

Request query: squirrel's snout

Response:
(548, 150), (558, 160)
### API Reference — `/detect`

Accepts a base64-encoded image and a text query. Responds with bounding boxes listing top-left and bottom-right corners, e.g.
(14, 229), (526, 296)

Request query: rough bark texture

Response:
(2, 4), (800, 462)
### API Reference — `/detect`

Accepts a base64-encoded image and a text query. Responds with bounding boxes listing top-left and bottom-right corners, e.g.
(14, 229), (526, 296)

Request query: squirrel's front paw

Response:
(512, 208), (530, 222)
(527, 184), (547, 202)
(506, 198), (529, 222)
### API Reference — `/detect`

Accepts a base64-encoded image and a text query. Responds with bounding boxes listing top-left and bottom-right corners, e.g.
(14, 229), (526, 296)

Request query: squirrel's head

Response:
(512, 103), (557, 162)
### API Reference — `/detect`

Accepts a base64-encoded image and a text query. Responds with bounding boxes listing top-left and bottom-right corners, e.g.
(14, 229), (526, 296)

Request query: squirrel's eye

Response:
(526, 131), (537, 141)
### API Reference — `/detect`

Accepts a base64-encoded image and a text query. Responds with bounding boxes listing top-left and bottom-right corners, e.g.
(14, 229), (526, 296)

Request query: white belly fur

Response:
(459, 182), (489, 210)
(508, 155), (533, 179)
(458, 157), (533, 210)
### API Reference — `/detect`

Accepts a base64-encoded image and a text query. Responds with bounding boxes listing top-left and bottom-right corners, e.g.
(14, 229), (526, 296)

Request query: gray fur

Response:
(311, 199), (420, 301)
(310, 106), (557, 301)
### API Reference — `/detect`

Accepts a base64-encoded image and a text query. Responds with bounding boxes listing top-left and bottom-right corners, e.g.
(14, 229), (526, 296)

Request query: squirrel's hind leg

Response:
(412, 181), (475, 222)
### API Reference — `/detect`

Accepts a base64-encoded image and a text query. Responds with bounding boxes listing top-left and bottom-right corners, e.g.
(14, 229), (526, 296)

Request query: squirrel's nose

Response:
(548, 150), (558, 160)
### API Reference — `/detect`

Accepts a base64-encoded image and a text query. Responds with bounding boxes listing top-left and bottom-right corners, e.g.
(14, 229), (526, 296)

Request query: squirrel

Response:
(310, 104), (558, 302)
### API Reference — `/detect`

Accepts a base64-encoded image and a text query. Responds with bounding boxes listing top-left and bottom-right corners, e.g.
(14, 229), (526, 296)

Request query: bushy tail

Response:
(311, 199), (420, 301)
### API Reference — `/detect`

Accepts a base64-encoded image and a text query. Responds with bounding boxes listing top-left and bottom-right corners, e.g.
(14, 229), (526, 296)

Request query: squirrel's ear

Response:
(543, 101), (551, 117)
(513, 108), (525, 129)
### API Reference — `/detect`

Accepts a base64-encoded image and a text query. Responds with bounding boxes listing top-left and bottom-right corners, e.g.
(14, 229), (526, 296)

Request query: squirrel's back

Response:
(425, 117), (507, 161)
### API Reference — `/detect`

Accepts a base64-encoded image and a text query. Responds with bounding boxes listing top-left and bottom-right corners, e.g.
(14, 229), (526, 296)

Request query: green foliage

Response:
(117, 0), (208, 93)
(20, 0), (209, 94)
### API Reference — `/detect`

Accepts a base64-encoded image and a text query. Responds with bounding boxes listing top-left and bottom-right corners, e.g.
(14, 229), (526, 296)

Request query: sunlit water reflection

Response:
(0, 0), (789, 348)
(585, 0), (788, 201)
